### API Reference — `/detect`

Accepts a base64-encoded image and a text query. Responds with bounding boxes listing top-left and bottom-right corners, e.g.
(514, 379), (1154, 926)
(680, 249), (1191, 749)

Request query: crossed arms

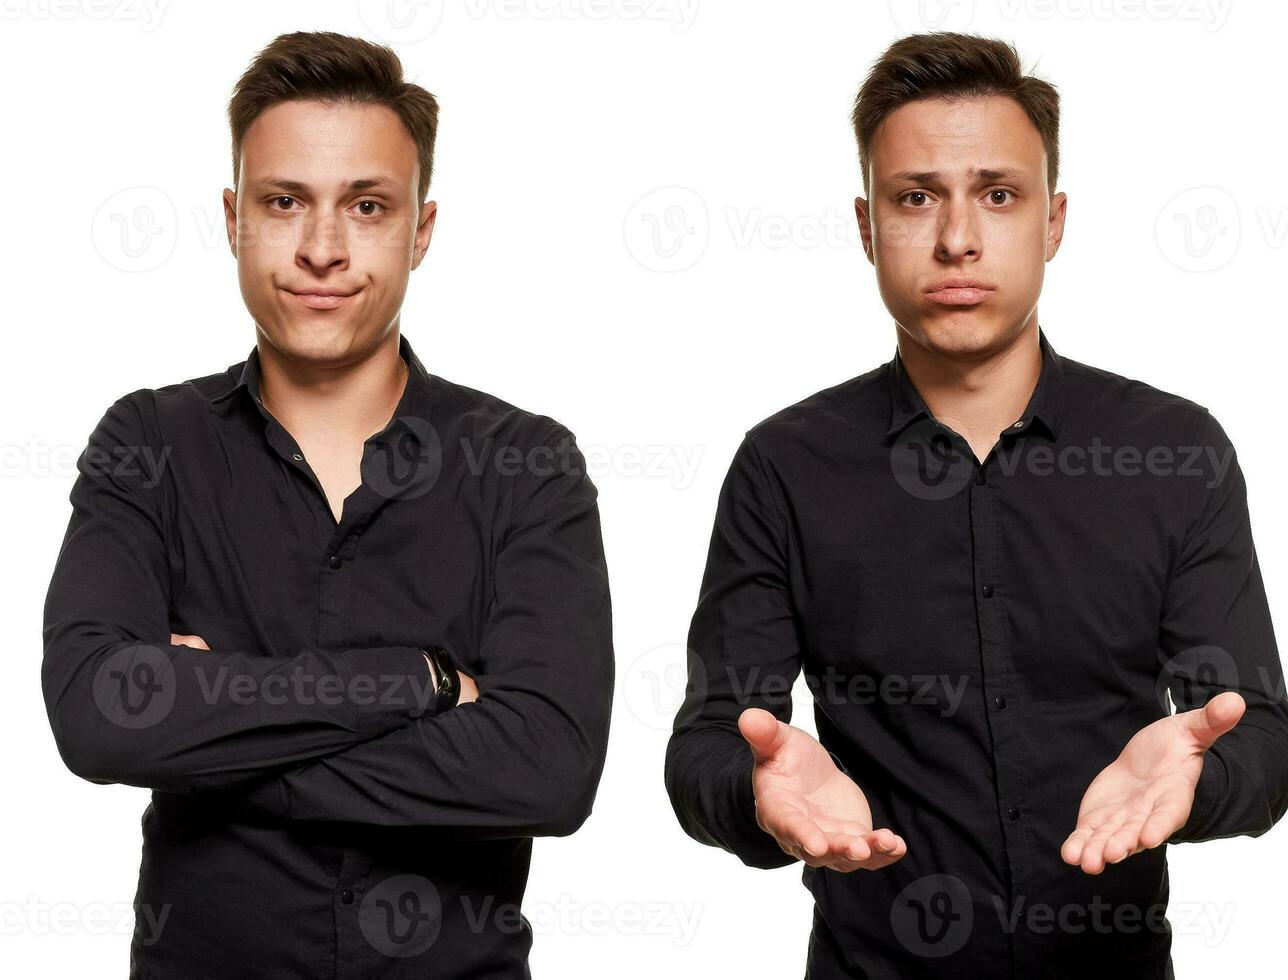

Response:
(41, 396), (614, 839)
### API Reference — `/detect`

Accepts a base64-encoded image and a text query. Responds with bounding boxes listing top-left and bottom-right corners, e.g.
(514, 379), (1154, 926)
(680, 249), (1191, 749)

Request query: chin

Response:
(907, 315), (1008, 358)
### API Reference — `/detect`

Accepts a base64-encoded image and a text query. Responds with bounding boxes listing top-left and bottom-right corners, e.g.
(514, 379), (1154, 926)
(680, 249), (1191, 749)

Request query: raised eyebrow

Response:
(255, 176), (398, 194)
(885, 167), (1028, 186)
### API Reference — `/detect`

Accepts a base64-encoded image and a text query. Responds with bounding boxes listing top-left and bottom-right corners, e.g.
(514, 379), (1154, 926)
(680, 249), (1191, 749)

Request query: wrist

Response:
(420, 644), (461, 712)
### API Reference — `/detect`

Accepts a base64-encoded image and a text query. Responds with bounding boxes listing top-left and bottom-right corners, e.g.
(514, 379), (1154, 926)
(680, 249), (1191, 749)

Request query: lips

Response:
(281, 286), (360, 310)
(924, 278), (995, 307)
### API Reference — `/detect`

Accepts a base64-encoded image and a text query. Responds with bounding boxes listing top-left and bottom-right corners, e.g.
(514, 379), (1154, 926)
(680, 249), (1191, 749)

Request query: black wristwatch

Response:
(420, 644), (461, 712)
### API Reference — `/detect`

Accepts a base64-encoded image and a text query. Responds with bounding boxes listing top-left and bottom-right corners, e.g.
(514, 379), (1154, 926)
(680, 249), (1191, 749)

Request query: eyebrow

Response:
(885, 167), (1028, 184)
(254, 176), (398, 194)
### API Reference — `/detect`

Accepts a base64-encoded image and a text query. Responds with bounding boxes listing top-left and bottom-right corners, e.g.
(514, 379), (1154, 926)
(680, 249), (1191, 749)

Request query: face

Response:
(855, 95), (1066, 360)
(223, 99), (436, 367)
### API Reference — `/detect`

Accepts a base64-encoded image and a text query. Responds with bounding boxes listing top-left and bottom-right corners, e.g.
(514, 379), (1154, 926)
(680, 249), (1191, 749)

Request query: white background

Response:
(2, 0), (1285, 976)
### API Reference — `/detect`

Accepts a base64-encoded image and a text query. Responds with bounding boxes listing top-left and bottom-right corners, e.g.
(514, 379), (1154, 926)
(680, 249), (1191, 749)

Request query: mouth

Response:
(281, 286), (361, 310)
(924, 280), (995, 307)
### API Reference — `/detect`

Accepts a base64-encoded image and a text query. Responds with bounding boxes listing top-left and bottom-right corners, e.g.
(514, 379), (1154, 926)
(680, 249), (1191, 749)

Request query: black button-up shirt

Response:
(42, 333), (614, 979)
(665, 329), (1288, 978)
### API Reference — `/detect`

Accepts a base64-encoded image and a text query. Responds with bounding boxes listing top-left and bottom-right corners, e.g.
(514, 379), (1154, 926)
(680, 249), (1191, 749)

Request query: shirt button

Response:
(993, 695), (1007, 710)
(1007, 807), (1021, 821)
(339, 888), (354, 905)
(1012, 420), (1025, 429)
(328, 555), (343, 569)
(982, 585), (994, 598)
(292, 452), (303, 461)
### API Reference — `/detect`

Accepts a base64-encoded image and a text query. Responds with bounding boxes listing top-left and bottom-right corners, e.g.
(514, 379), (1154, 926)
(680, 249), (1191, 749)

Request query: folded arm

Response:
(41, 396), (433, 795)
(197, 422), (616, 839)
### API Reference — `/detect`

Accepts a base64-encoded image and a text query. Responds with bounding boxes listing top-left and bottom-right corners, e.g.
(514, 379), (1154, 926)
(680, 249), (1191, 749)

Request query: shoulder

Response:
(742, 362), (891, 460)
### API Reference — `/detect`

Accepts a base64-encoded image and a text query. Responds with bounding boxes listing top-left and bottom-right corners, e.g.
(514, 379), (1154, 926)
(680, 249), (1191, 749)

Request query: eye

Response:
(268, 195), (299, 212)
(354, 200), (385, 217)
(899, 191), (933, 208)
(987, 188), (1017, 206)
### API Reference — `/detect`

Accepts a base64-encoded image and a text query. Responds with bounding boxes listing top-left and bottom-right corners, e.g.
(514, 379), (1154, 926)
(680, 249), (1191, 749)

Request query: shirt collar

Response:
(211, 332), (436, 443)
(884, 327), (1065, 442)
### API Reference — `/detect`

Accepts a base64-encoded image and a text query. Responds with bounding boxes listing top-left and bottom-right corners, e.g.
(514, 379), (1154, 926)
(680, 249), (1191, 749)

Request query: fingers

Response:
(1177, 691), (1245, 749)
(170, 633), (210, 650)
(806, 829), (907, 872)
(1063, 806), (1180, 874)
(738, 708), (788, 763)
(760, 808), (907, 872)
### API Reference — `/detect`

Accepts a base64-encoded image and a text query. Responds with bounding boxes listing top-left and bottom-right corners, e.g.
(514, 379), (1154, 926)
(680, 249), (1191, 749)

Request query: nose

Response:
(934, 195), (981, 262)
(296, 213), (349, 274)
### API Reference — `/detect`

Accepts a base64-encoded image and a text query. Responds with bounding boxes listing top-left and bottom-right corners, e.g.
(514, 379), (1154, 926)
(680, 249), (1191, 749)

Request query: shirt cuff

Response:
(338, 646), (439, 738)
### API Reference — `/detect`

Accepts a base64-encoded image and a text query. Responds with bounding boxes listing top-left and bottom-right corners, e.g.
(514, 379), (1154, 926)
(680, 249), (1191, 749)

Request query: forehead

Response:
(869, 95), (1045, 184)
(239, 99), (418, 187)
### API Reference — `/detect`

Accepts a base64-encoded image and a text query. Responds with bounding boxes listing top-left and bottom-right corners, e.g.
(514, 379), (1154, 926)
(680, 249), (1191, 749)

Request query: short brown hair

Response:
(228, 31), (440, 202)
(851, 32), (1059, 197)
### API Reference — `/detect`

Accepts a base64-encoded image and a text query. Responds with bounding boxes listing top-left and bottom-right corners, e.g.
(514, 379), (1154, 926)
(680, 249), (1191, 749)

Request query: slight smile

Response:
(281, 286), (361, 310)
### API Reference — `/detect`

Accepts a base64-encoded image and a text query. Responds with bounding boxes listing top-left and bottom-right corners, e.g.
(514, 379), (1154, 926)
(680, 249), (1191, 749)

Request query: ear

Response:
(222, 187), (238, 259)
(1046, 191), (1068, 261)
(411, 200), (438, 270)
(854, 196), (875, 266)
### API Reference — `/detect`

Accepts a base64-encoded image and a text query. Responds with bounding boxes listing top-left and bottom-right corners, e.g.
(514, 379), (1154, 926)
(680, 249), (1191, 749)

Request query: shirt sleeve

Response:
(194, 422), (615, 839)
(1163, 409), (1288, 844)
(663, 433), (804, 869)
(41, 395), (435, 796)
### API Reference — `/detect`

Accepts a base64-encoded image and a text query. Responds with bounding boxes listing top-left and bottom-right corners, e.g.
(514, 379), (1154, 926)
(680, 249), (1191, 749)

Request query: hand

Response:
(739, 707), (907, 872)
(170, 632), (210, 650)
(1061, 691), (1245, 874)
(457, 671), (479, 705)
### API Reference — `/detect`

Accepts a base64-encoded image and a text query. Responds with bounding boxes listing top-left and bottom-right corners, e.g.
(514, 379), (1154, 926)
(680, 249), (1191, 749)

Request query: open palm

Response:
(739, 707), (906, 872)
(1062, 691), (1244, 873)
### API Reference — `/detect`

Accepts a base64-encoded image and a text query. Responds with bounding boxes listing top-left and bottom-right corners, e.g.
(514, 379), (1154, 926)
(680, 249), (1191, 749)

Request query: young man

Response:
(665, 32), (1287, 978)
(42, 31), (613, 979)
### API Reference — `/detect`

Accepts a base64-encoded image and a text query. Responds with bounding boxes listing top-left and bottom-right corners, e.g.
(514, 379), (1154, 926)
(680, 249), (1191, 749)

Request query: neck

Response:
(256, 330), (409, 446)
(897, 322), (1042, 461)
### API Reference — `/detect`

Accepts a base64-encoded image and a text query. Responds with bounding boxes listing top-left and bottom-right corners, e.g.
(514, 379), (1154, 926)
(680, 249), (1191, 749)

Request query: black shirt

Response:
(42, 333), (614, 979)
(665, 328), (1288, 979)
